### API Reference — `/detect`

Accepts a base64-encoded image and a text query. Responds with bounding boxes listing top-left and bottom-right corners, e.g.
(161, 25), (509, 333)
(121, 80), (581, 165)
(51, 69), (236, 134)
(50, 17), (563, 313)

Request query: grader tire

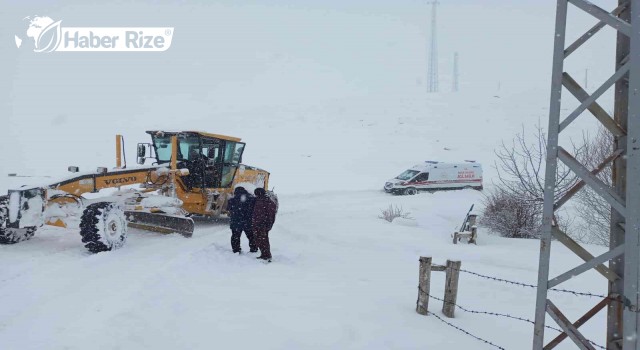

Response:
(0, 196), (37, 244)
(80, 202), (127, 253)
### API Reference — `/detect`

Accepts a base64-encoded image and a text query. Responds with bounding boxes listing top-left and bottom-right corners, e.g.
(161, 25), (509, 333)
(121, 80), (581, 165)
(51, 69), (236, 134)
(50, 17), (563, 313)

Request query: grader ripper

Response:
(0, 131), (270, 252)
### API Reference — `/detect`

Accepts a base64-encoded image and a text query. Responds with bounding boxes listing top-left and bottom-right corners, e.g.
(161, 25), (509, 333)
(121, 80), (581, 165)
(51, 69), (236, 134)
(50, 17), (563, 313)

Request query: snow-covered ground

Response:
(0, 0), (620, 349)
(0, 190), (608, 349)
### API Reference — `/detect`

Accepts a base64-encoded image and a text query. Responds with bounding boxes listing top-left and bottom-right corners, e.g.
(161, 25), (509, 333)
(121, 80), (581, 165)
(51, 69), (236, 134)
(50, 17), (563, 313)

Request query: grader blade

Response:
(125, 211), (194, 237)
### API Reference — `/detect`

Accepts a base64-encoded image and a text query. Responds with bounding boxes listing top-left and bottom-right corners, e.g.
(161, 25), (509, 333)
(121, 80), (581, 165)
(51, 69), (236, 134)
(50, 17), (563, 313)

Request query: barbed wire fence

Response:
(419, 286), (606, 350)
(456, 267), (634, 310)
(418, 261), (610, 349)
(427, 310), (507, 350)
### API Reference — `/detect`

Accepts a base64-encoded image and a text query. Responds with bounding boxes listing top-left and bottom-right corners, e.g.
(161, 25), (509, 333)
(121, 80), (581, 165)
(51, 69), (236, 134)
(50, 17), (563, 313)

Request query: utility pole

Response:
(427, 0), (439, 93)
(452, 52), (459, 92)
(585, 68), (589, 90)
(533, 1), (639, 349)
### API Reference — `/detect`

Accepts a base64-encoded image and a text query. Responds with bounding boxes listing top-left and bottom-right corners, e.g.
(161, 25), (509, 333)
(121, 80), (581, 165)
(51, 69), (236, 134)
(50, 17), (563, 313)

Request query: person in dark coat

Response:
(227, 186), (257, 253)
(252, 188), (277, 261)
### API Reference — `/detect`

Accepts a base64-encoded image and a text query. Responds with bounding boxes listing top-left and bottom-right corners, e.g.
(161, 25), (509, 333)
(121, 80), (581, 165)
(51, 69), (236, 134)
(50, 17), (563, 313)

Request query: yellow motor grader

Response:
(0, 131), (271, 253)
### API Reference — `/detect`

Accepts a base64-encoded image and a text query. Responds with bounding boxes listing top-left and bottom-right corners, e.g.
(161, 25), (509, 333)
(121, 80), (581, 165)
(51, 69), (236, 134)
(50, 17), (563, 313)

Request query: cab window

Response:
(201, 140), (221, 165)
(152, 135), (201, 163)
(220, 141), (246, 188)
(223, 142), (245, 164)
(154, 136), (172, 163)
(178, 137), (201, 161)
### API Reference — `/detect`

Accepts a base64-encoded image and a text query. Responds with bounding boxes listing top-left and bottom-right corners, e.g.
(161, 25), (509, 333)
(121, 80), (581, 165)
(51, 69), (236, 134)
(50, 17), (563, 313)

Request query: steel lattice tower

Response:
(452, 52), (459, 92)
(533, 1), (640, 349)
(427, 0), (439, 93)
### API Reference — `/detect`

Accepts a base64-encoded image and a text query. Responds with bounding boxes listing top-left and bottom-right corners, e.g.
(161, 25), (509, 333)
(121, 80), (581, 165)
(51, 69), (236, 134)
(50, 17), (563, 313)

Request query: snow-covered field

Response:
(0, 189), (608, 349)
(0, 0), (620, 349)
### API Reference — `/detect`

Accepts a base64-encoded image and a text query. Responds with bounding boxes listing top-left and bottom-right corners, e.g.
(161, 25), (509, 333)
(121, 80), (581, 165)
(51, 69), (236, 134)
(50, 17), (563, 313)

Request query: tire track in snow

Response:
(0, 225), (231, 348)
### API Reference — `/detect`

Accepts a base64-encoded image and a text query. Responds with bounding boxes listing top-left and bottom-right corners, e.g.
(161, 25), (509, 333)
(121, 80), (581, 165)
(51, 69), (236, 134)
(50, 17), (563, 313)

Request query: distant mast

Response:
(452, 52), (459, 92)
(584, 68), (588, 90)
(427, 0), (440, 93)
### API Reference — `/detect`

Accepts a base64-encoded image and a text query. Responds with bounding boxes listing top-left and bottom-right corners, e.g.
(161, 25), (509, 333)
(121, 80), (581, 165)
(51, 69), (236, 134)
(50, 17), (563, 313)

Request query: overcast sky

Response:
(0, 0), (619, 175)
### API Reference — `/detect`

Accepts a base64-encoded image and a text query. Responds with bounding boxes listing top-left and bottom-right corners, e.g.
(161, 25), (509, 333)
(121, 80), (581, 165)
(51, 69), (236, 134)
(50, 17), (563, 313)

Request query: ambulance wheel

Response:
(404, 187), (418, 196)
(80, 202), (127, 253)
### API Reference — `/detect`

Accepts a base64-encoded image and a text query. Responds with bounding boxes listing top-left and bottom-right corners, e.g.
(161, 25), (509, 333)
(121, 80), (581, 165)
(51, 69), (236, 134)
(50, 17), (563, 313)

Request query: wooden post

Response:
(470, 227), (477, 245)
(443, 260), (461, 318)
(416, 256), (432, 315)
(468, 214), (477, 228)
(468, 214), (478, 244)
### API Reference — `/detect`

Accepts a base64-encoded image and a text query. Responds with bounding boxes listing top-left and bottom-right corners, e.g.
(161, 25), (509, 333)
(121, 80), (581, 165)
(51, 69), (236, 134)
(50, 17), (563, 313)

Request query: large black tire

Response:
(0, 196), (37, 244)
(80, 202), (127, 253)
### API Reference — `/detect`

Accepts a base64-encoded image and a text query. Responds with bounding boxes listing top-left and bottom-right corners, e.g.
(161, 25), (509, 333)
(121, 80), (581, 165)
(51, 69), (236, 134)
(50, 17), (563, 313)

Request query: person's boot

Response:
(233, 249), (242, 254)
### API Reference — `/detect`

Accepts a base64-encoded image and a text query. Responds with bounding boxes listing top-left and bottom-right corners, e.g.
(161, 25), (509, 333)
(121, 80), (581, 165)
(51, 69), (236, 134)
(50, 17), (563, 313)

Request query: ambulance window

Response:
(397, 170), (419, 180)
(413, 173), (430, 182)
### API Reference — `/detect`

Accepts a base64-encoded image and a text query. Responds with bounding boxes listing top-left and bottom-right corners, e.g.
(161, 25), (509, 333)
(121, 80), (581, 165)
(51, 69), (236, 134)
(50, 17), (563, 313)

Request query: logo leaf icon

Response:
(34, 20), (62, 53)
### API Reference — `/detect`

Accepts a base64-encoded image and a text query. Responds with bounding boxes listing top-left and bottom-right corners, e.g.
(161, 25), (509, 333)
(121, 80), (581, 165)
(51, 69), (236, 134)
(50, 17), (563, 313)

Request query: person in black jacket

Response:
(252, 188), (277, 261)
(227, 187), (257, 253)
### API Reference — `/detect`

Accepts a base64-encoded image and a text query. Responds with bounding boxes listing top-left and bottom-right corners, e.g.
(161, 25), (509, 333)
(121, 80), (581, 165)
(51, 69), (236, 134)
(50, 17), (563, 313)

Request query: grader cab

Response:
(0, 131), (271, 253)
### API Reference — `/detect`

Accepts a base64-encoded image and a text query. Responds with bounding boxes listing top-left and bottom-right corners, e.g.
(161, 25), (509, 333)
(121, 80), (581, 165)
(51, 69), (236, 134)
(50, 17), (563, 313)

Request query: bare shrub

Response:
(482, 189), (539, 238)
(379, 204), (413, 222)
(494, 125), (581, 203)
(485, 125), (584, 239)
(574, 127), (615, 245)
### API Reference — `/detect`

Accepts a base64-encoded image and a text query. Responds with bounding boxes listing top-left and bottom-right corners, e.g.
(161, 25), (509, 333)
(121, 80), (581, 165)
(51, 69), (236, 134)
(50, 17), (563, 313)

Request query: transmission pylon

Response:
(427, 0), (439, 93)
(585, 68), (589, 90)
(452, 52), (459, 92)
(533, 1), (640, 349)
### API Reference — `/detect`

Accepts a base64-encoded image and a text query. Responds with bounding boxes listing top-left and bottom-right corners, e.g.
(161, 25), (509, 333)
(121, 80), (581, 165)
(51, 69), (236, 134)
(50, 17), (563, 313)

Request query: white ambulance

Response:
(384, 161), (483, 195)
